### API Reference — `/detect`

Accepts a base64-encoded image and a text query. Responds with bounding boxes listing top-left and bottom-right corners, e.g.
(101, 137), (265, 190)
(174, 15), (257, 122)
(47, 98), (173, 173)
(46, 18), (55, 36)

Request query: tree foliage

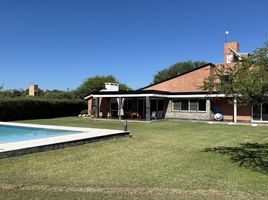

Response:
(203, 42), (268, 105)
(0, 75), (131, 99)
(0, 87), (76, 99)
(0, 98), (86, 121)
(74, 75), (132, 98)
(0, 88), (28, 98)
(153, 61), (207, 83)
(42, 90), (76, 99)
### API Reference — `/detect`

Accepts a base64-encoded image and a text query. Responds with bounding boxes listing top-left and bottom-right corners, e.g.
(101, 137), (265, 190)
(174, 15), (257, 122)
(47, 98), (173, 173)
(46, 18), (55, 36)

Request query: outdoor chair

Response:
(156, 110), (164, 119)
(151, 111), (156, 120)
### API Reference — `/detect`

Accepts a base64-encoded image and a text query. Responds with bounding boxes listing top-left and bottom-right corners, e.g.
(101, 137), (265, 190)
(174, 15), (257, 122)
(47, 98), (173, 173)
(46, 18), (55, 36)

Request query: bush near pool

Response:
(0, 98), (87, 121)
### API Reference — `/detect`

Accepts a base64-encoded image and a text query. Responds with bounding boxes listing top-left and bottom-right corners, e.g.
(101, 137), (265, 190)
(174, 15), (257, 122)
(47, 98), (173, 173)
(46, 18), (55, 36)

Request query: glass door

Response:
(252, 103), (268, 122)
(262, 103), (268, 121)
(253, 104), (261, 121)
(137, 99), (145, 119)
(151, 99), (157, 113)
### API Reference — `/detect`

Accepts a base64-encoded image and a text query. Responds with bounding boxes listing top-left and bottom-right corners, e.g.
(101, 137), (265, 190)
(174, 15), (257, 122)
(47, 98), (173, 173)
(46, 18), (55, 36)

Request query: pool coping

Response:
(0, 122), (129, 159)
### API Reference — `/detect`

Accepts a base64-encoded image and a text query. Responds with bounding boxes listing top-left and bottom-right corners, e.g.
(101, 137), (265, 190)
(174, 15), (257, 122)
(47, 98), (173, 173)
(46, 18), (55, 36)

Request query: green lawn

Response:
(0, 117), (267, 200)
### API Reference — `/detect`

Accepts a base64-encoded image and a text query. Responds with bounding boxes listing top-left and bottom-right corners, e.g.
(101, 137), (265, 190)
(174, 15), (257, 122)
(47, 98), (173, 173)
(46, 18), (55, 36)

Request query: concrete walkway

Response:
(169, 119), (268, 126)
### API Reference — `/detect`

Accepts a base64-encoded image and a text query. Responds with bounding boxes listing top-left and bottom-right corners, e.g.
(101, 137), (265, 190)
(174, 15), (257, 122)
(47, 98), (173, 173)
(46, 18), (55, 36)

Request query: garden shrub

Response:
(0, 98), (87, 121)
(80, 109), (88, 115)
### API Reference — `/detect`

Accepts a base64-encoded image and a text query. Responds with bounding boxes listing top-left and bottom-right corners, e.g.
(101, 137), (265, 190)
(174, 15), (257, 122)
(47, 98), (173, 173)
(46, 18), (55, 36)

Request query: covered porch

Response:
(86, 89), (263, 123)
(86, 91), (169, 121)
(85, 91), (222, 122)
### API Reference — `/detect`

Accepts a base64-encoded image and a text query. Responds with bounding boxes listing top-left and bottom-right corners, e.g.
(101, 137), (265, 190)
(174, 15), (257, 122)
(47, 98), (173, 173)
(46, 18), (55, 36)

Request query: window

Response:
(262, 103), (268, 121)
(253, 104), (261, 120)
(173, 100), (181, 111)
(92, 99), (96, 108)
(172, 99), (207, 112)
(253, 103), (268, 121)
(198, 100), (206, 111)
(190, 100), (198, 111)
(181, 100), (189, 111)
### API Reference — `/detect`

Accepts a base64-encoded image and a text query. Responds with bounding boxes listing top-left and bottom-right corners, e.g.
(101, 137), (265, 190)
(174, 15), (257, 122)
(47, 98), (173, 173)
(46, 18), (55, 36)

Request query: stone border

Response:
(0, 122), (129, 159)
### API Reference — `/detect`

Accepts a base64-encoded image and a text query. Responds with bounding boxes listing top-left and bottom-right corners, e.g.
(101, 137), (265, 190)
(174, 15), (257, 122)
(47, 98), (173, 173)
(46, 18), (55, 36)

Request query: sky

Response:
(0, 0), (268, 91)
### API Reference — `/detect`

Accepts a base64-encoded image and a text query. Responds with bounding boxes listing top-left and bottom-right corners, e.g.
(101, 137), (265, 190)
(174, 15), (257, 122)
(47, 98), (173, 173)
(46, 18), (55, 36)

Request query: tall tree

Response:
(42, 90), (77, 99)
(203, 41), (268, 105)
(0, 88), (27, 98)
(75, 75), (132, 98)
(153, 61), (207, 83)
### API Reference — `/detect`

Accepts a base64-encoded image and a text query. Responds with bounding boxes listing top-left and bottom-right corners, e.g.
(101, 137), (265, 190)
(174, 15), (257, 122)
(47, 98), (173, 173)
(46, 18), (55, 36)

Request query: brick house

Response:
(85, 42), (268, 123)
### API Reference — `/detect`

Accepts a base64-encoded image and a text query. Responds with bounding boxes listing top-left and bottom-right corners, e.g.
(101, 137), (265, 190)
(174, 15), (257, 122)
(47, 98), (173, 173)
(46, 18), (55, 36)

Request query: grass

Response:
(0, 117), (267, 199)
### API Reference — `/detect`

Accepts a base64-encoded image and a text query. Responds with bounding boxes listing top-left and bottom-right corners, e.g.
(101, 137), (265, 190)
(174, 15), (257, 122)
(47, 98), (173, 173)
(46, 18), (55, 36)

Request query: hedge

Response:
(0, 98), (87, 121)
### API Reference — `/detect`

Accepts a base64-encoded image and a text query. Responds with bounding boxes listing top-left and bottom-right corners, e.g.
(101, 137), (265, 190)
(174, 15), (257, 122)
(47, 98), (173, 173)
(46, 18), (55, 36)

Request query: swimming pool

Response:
(0, 122), (129, 159)
(0, 124), (79, 144)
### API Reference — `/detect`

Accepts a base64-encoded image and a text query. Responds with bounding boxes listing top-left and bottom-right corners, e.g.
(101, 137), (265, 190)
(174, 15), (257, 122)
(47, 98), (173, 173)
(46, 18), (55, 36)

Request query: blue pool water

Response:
(0, 125), (79, 144)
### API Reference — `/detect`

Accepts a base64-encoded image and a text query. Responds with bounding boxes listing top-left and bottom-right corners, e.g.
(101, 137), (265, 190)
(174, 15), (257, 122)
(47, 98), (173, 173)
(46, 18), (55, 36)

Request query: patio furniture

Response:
(131, 112), (139, 119)
(214, 113), (223, 121)
(127, 111), (132, 119)
(156, 110), (164, 119)
(151, 111), (156, 120)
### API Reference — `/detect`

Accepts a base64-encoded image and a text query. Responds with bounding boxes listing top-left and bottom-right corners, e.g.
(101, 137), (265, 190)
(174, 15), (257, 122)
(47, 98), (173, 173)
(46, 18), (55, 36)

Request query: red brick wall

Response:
(213, 99), (251, 122)
(224, 42), (240, 64)
(88, 99), (92, 115)
(237, 105), (251, 122)
(144, 65), (213, 92)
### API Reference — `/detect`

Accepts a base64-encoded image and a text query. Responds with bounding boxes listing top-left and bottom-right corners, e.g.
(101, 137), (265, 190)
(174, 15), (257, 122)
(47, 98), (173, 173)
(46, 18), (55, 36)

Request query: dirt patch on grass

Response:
(0, 183), (266, 199)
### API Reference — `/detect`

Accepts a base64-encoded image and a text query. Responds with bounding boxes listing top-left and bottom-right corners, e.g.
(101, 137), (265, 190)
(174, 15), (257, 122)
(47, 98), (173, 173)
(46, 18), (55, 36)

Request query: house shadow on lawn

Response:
(203, 143), (268, 174)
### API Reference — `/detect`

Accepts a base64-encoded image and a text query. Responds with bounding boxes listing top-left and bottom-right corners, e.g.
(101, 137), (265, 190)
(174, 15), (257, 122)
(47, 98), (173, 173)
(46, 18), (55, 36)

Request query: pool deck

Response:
(0, 122), (129, 159)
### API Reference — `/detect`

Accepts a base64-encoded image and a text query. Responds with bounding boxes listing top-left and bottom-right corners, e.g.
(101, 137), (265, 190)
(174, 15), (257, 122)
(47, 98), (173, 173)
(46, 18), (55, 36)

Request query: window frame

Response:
(181, 99), (189, 111)
(172, 99), (207, 112)
(172, 99), (181, 111)
(189, 100), (198, 111)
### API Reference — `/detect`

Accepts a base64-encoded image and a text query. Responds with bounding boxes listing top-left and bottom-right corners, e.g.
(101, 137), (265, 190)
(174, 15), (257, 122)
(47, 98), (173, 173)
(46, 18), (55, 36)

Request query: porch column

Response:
(118, 97), (122, 120)
(95, 97), (100, 118)
(233, 98), (237, 123)
(146, 96), (151, 121)
(206, 99), (211, 120)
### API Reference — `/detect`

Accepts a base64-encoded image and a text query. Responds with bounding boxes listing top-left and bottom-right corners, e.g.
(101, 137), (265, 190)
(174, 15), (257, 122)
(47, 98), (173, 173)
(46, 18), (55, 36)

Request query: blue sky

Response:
(0, 0), (268, 90)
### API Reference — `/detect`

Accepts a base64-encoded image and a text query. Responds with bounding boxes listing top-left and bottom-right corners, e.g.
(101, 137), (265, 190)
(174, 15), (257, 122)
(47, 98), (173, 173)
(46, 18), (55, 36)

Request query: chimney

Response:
(224, 42), (240, 64)
(104, 83), (119, 91)
(29, 84), (39, 96)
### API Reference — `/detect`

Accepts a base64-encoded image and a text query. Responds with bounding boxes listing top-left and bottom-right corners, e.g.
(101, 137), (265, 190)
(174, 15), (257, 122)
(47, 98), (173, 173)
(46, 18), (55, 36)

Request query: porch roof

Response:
(84, 90), (225, 99)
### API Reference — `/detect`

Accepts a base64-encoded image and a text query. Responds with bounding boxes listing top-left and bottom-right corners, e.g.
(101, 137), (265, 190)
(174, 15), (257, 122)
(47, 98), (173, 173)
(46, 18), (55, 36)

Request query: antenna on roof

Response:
(225, 31), (229, 43)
